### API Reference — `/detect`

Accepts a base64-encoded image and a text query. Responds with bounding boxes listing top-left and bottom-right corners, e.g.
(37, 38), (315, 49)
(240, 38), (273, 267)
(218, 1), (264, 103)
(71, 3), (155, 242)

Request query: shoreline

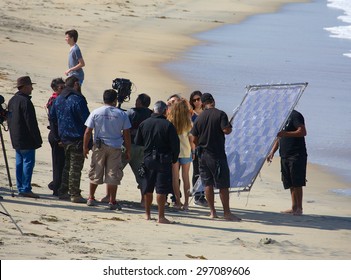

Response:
(163, 0), (351, 187)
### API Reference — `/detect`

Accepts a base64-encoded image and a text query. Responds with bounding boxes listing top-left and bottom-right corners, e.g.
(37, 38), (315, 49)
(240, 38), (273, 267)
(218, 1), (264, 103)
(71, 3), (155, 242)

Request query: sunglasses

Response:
(192, 97), (201, 102)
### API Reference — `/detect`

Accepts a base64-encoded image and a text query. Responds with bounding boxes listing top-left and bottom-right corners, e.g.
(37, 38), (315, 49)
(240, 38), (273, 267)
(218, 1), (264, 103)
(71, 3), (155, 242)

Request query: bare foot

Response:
(145, 214), (151, 220)
(158, 217), (173, 224)
(173, 203), (182, 211)
(224, 214), (242, 222)
(182, 204), (189, 211)
(280, 209), (294, 214)
(209, 212), (219, 219)
(293, 209), (303, 216)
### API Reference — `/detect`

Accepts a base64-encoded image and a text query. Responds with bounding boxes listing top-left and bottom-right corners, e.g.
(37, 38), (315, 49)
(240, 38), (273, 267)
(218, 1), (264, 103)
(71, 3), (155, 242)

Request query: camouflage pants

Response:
(58, 141), (85, 197)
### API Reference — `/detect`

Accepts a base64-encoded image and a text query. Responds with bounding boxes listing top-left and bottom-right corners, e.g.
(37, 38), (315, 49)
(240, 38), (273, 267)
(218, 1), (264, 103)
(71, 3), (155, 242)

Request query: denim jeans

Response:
(15, 149), (36, 193)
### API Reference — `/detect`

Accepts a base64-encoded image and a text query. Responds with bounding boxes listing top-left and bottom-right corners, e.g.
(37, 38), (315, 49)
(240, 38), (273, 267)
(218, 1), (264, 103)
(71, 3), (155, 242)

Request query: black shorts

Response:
(281, 154), (307, 189)
(141, 155), (172, 195)
(199, 151), (230, 189)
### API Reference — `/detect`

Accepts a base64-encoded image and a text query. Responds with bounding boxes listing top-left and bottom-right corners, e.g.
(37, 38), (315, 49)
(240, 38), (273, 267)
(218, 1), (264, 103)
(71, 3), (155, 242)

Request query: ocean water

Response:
(326, 0), (351, 58)
(165, 0), (351, 193)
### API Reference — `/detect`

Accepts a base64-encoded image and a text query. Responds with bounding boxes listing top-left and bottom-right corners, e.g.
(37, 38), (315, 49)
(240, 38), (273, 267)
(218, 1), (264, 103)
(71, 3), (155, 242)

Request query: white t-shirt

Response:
(85, 105), (131, 148)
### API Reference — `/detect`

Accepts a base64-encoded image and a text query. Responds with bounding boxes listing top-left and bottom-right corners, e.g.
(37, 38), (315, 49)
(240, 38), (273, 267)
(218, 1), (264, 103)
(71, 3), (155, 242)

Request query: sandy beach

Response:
(0, 0), (350, 261)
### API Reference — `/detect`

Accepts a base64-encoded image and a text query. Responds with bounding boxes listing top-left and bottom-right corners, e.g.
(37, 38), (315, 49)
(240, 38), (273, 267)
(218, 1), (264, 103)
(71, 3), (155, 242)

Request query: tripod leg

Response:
(0, 201), (24, 235)
(0, 125), (14, 197)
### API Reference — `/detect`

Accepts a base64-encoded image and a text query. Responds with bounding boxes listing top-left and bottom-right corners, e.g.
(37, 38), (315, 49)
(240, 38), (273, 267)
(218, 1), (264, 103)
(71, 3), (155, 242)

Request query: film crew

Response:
(112, 78), (132, 109)
(189, 90), (208, 207)
(7, 76), (42, 198)
(165, 93), (182, 206)
(191, 93), (241, 221)
(64, 29), (85, 85)
(267, 109), (308, 216)
(83, 89), (131, 210)
(167, 98), (195, 211)
(100, 93), (152, 206)
(0, 94), (13, 199)
(166, 93), (181, 108)
(49, 75), (89, 203)
(46, 78), (66, 196)
(135, 101), (180, 224)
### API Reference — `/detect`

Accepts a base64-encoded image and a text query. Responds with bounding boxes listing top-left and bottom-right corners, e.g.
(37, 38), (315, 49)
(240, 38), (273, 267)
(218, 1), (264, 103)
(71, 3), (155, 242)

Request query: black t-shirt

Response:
(279, 110), (307, 158)
(191, 107), (231, 159)
(127, 107), (152, 144)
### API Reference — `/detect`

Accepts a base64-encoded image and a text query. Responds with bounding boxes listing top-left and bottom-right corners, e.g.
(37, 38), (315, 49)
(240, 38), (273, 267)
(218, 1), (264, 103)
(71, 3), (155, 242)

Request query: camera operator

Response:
(7, 76), (42, 198)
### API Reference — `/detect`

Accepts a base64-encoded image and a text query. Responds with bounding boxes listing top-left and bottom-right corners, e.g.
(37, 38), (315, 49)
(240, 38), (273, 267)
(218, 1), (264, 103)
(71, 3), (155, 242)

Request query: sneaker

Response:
(108, 201), (122, 211)
(87, 198), (97, 206)
(18, 191), (40, 199)
(100, 195), (109, 203)
(194, 197), (208, 207)
(71, 196), (87, 203)
(48, 181), (54, 190)
(58, 193), (70, 200)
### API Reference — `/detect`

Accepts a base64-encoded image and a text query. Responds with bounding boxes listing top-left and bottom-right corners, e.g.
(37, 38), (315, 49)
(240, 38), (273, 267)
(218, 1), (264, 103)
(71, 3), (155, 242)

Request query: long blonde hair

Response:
(167, 98), (192, 134)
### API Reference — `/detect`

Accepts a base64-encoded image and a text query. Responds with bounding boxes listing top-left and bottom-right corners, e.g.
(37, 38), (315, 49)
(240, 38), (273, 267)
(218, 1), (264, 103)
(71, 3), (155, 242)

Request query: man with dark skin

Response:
(191, 93), (241, 221)
(267, 109), (307, 216)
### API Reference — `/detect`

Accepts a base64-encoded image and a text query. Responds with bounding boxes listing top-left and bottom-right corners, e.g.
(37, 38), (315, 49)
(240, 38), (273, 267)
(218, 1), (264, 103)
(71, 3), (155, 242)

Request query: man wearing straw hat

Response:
(7, 76), (42, 198)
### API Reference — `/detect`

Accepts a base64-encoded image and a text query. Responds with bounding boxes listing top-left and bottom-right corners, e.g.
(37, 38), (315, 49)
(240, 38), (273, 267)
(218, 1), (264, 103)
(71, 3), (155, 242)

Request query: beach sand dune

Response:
(0, 0), (350, 260)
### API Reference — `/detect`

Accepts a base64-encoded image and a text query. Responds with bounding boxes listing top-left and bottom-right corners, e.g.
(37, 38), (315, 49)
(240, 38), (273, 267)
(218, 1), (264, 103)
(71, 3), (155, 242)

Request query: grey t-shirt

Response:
(68, 44), (84, 83)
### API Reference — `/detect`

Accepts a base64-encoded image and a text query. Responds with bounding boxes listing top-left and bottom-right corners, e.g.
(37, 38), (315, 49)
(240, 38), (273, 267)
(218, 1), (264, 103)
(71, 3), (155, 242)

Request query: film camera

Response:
(0, 94), (14, 198)
(112, 78), (132, 109)
(0, 95), (8, 125)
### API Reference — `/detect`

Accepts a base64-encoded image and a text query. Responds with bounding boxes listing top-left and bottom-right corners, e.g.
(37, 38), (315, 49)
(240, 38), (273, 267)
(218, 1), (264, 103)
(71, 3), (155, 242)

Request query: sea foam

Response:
(326, 0), (351, 57)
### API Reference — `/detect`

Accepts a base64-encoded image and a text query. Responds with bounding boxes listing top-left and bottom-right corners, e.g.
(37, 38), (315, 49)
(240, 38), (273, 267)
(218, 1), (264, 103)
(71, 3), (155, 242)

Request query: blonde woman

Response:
(168, 98), (195, 210)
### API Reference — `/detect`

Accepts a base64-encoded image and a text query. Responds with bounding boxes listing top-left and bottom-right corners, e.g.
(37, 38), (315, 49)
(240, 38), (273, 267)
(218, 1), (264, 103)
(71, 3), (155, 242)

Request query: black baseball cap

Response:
(201, 92), (214, 103)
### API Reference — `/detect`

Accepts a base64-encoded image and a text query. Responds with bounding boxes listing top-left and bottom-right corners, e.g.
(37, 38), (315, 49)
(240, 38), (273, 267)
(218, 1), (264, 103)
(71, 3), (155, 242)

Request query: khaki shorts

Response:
(88, 144), (123, 185)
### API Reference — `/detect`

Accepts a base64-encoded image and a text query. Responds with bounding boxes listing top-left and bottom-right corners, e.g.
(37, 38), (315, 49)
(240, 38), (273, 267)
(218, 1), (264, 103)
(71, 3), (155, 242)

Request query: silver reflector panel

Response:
(225, 83), (308, 192)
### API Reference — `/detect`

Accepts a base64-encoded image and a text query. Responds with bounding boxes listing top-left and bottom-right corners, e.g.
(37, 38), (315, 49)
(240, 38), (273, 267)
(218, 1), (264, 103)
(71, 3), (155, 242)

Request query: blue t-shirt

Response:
(85, 105), (131, 148)
(68, 44), (84, 84)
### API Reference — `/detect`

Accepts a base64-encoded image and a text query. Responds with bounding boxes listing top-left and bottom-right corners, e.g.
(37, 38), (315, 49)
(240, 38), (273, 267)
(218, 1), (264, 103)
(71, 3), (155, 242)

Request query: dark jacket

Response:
(49, 87), (90, 144)
(7, 92), (42, 150)
(126, 107), (152, 144)
(135, 113), (180, 163)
